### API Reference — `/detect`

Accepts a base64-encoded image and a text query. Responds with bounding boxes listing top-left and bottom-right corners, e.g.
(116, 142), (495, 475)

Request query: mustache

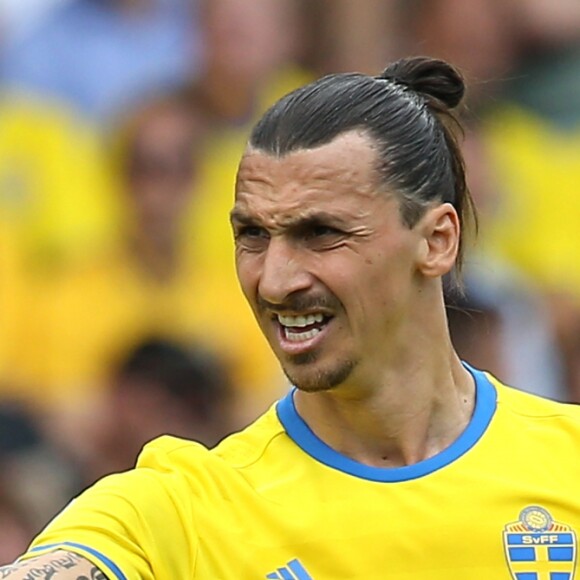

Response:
(257, 293), (340, 313)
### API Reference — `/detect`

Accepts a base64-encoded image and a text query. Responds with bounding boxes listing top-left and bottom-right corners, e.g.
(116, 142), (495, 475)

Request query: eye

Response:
(236, 225), (268, 239)
(301, 223), (343, 240)
(234, 224), (270, 251)
(309, 225), (341, 238)
(301, 223), (346, 250)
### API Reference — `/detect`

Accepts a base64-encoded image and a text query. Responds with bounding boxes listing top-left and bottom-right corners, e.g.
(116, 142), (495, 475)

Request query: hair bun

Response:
(378, 56), (465, 109)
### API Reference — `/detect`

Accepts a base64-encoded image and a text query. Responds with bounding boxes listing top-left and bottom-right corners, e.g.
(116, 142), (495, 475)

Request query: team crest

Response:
(504, 506), (577, 580)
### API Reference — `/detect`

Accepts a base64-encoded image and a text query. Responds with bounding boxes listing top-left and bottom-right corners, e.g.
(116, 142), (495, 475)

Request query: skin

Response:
(232, 130), (475, 468)
(0, 550), (107, 579)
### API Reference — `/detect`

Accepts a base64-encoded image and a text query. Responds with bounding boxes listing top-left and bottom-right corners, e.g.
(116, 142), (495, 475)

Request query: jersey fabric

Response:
(22, 366), (580, 579)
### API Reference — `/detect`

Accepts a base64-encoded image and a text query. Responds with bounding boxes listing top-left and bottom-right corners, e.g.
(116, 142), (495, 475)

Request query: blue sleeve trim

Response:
(30, 542), (127, 580)
(276, 362), (497, 482)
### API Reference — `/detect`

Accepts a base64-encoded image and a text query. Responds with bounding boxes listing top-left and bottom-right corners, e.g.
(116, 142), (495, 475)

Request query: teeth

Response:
(284, 327), (321, 342)
(278, 313), (324, 327)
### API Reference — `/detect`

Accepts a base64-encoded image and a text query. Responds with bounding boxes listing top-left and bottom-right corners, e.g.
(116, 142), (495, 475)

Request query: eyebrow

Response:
(230, 210), (347, 229)
(229, 209), (254, 225)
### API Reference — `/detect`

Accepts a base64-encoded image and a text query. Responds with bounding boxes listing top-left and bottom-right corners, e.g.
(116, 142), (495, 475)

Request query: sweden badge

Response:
(504, 506), (577, 580)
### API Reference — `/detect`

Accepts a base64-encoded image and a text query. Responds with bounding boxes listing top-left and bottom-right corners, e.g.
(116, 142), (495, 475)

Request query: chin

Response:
(281, 357), (357, 393)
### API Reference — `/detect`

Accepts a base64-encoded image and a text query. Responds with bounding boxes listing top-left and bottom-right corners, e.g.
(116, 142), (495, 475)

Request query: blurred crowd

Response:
(1, 0), (580, 564)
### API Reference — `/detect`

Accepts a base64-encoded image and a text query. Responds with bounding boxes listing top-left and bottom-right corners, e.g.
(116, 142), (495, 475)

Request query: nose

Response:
(258, 237), (313, 305)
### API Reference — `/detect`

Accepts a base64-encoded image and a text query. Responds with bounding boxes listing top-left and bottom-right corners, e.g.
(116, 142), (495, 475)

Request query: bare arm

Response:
(0, 550), (109, 579)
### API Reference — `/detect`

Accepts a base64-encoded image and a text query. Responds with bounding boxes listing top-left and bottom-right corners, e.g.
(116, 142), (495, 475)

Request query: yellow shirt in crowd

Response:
(0, 94), (118, 397)
(482, 105), (580, 299)
(9, 239), (281, 407)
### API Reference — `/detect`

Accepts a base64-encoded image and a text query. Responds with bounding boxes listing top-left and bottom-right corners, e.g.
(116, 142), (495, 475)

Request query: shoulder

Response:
(481, 373), (580, 497)
(136, 402), (286, 480)
(489, 373), (580, 431)
(212, 402), (287, 466)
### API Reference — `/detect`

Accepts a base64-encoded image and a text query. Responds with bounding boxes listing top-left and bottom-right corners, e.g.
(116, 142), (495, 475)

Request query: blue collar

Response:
(276, 364), (497, 482)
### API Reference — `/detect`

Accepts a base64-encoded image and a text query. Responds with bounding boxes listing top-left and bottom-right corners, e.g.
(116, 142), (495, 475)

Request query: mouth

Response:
(273, 312), (333, 354)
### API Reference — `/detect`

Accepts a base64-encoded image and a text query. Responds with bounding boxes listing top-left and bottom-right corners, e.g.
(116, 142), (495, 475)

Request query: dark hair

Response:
(249, 56), (477, 283)
(0, 404), (42, 456)
(114, 338), (231, 421)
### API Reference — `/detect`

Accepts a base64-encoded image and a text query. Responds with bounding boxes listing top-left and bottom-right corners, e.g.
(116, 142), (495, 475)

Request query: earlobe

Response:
(417, 203), (460, 278)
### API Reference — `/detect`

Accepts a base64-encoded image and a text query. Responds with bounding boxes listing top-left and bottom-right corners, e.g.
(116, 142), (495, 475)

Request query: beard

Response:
(281, 351), (357, 393)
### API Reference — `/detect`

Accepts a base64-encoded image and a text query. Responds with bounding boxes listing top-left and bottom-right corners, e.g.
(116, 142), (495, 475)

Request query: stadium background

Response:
(1, 0), (580, 563)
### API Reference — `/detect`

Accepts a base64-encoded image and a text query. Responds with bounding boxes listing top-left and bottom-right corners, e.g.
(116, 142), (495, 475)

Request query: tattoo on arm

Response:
(0, 550), (109, 579)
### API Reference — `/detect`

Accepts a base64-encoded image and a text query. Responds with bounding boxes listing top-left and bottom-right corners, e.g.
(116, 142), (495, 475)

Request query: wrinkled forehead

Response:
(234, 131), (382, 202)
(232, 133), (396, 228)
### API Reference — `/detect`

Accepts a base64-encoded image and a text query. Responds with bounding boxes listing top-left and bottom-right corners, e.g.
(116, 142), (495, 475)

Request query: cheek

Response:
(353, 250), (414, 311)
(321, 255), (385, 313)
(235, 253), (261, 299)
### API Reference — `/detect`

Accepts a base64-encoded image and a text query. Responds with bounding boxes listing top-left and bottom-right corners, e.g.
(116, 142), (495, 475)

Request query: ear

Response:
(415, 203), (460, 278)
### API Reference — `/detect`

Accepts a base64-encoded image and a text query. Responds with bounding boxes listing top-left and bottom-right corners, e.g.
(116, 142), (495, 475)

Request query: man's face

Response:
(127, 104), (204, 241)
(232, 132), (423, 393)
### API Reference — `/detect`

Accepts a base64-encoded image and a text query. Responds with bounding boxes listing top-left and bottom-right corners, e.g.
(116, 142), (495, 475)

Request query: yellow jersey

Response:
(23, 365), (580, 579)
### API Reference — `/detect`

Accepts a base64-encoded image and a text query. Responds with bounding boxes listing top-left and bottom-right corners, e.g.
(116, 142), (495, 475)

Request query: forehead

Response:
(234, 131), (387, 219)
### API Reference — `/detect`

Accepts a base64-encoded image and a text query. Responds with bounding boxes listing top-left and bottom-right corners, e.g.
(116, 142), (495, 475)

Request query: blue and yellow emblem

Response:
(504, 506), (577, 580)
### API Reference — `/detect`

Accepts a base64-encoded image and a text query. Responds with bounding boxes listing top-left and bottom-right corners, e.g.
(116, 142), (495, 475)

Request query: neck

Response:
(293, 294), (476, 468)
